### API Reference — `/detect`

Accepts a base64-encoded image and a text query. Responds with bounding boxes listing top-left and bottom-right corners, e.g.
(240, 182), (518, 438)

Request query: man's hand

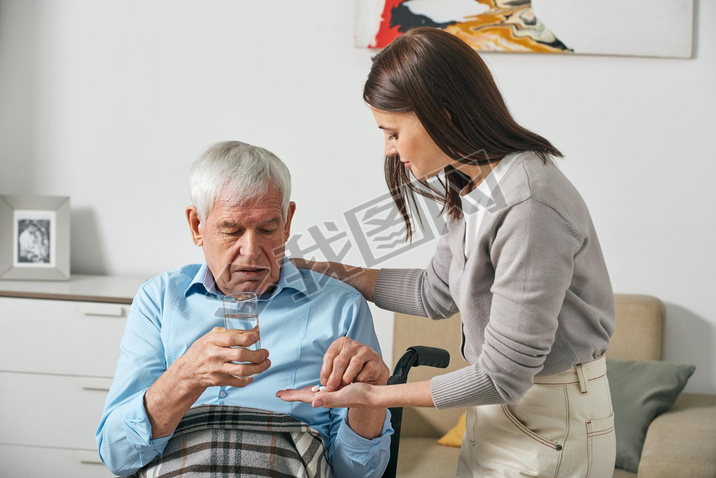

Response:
(321, 337), (390, 391)
(145, 327), (270, 439)
(176, 326), (271, 389)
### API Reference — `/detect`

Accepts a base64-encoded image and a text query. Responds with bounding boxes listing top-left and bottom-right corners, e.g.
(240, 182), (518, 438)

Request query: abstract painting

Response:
(355, 0), (694, 58)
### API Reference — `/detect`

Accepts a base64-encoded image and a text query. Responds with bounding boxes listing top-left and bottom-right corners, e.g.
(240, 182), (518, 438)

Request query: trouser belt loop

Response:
(576, 363), (588, 394)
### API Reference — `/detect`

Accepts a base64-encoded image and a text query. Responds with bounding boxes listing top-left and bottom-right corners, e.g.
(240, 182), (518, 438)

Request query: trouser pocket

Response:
(586, 414), (616, 478)
(465, 401), (564, 477)
(501, 404), (563, 451)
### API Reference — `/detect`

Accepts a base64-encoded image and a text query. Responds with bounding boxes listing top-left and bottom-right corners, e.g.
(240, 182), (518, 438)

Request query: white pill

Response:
(319, 386), (328, 392)
(311, 385), (321, 392)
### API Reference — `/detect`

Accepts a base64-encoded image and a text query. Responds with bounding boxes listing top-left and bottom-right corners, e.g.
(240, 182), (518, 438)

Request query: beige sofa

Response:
(392, 294), (716, 478)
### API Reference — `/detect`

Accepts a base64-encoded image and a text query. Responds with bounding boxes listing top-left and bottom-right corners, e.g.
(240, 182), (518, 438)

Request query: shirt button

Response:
(219, 391), (227, 398)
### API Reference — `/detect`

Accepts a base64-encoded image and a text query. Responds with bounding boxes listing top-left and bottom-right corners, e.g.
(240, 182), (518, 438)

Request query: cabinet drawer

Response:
(0, 371), (112, 450)
(0, 444), (117, 477)
(0, 297), (127, 377)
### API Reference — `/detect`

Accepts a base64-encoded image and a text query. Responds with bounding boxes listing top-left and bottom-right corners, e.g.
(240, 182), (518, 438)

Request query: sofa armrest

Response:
(637, 393), (716, 478)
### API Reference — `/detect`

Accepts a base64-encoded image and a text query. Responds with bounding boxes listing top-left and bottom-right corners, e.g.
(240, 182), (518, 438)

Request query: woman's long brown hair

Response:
(363, 27), (562, 241)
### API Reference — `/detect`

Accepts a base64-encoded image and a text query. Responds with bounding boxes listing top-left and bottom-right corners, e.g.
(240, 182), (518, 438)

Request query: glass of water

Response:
(222, 291), (260, 370)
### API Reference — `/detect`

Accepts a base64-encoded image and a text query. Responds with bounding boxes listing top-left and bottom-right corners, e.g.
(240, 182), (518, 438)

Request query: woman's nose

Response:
(384, 141), (397, 157)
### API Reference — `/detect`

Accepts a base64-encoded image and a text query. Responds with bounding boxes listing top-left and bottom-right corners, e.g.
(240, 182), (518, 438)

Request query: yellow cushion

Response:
(437, 411), (466, 447)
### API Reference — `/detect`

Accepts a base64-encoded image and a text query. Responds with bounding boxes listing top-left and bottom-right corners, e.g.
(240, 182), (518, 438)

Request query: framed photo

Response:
(0, 195), (70, 280)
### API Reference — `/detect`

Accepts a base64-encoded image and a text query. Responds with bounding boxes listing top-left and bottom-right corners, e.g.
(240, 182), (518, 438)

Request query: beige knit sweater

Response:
(374, 152), (615, 409)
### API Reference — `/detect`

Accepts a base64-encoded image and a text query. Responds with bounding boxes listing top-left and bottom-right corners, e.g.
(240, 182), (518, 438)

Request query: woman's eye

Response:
(388, 133), (398, 140)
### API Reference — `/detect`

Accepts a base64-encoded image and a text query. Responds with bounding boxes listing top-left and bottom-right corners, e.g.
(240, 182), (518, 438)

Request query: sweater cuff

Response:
(373, 268), (427, 316)
(430, 366), (504, 409)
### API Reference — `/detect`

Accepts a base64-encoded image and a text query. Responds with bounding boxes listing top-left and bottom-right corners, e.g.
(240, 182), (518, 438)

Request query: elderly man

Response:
(97, 141), (392, 477)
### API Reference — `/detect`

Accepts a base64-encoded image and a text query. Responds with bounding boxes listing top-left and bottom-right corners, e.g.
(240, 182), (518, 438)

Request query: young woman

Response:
(279, 27), (616, 477)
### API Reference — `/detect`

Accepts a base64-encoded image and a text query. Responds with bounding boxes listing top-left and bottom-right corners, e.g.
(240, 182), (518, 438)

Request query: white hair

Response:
(189, 141), (292, 221)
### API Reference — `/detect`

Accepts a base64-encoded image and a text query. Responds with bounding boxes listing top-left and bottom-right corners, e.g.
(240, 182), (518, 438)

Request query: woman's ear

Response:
(186, 206), (203, 247)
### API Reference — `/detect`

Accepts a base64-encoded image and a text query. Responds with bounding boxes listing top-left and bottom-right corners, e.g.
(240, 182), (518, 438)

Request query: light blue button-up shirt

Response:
(97, 259), (392, 477)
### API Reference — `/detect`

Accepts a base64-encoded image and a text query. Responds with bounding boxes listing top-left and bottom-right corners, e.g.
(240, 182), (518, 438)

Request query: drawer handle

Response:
(78, 377), (113, 391)
(75, 450), (104, 465)
(80, 304), (125, 317)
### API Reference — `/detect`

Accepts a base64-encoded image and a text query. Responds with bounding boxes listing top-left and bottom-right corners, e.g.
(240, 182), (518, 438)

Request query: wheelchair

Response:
(382, 346), (450, 478)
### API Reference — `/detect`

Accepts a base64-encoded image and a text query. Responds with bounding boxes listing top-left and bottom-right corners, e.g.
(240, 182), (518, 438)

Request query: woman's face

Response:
(371, 107), (452, 181)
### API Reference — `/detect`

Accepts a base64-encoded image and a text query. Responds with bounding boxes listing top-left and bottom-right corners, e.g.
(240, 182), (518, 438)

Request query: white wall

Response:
(1, 0), (714, 394)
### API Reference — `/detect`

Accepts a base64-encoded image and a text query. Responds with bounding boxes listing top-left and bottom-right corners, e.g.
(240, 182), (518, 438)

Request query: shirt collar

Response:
(184, 258), (309, 300)
(460, 151), (521, 214)
(184, 263), (219, 298)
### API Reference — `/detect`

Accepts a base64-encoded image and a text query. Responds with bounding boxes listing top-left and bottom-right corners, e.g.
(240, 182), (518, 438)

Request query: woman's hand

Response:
(290, 258), (379, 302)
(290, 258), (329, 274)
(276, 382), (375, 409)
(290, 258), (361, 279)
(276, 336), (388, 410)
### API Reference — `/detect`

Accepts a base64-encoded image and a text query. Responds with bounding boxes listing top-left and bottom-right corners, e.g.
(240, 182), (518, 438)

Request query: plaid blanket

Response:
(131, 405), (333, 478)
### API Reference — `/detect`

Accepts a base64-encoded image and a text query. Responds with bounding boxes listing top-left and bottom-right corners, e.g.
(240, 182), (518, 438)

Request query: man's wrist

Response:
(346, 399), (387, 440)
(169, 354), (204, 394)
(149, 357), (205, 410)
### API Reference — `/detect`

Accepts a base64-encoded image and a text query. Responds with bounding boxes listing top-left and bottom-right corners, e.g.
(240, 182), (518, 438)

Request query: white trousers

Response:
(456, 356), (615, 478)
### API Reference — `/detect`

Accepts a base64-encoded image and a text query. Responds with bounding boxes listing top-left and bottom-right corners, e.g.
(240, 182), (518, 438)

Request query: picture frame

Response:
(355, 0), (694, 59)
(0, 195), (70, 280)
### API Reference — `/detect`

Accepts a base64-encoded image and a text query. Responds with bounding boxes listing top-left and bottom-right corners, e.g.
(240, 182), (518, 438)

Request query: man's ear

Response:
(186, 206), (203, 247)
(284, 201), (297, 241)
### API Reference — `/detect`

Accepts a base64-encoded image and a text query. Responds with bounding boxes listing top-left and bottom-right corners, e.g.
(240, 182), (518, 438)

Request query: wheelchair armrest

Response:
(382, 346), (450, 478)
(387, 346), (450, 385)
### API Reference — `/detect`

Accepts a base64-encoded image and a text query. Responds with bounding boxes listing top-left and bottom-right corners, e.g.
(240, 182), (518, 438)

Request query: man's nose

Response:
(238, 231), (261, 259)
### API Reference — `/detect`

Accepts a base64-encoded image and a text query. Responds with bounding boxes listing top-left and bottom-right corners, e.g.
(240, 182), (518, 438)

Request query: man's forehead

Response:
(213, 205), (282, 223)
(210, 186), (285, 222)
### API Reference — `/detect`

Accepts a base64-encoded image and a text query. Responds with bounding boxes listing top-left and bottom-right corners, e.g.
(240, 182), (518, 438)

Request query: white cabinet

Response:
(0, 275), (145, 478)
(0, 444), (113, 478)
(0, 298), (128, 377)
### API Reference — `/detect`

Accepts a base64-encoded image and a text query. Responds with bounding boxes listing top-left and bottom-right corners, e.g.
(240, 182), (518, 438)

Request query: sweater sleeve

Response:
(373, 229), (459, 319)
(431, 198), (583, 408)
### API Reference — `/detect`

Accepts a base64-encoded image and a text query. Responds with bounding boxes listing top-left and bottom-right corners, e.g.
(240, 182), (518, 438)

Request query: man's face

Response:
(188, 185), (296, 296)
